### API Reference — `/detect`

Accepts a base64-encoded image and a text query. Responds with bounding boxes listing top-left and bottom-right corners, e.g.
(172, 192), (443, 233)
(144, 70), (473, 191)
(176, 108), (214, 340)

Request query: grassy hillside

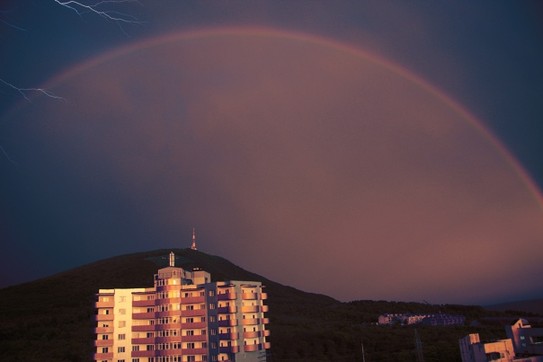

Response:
(0, 249), (537, 361)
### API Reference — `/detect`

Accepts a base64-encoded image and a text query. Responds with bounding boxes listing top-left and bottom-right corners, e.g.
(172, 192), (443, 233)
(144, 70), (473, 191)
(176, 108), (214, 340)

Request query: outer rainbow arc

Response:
(23, 25), (543, 208)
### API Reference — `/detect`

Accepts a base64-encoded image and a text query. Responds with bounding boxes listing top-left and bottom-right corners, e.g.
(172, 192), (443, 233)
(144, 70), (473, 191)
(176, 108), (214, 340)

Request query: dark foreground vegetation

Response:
(0, 249), (539, 361)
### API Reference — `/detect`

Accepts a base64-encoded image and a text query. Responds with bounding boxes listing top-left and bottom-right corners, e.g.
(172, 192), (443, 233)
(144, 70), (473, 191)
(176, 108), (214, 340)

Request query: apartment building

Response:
(93, 252), (270, 362)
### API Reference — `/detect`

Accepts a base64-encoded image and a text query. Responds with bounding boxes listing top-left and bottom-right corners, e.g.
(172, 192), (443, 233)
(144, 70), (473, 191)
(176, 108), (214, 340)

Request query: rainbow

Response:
(34, 26), (543, 207)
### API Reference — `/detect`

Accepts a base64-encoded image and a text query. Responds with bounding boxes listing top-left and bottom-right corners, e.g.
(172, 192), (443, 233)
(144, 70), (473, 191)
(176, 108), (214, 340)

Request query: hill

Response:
(0, 249), (538, 361)
(486, 298), (543, 315)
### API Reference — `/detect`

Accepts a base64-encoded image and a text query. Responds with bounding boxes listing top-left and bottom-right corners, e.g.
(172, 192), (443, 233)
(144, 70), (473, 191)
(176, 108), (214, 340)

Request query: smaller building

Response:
(506, 319), (543, 357)
(459, 333), (514, 362)
(460, 319), (543, 362)
(377, 313), (464, 326)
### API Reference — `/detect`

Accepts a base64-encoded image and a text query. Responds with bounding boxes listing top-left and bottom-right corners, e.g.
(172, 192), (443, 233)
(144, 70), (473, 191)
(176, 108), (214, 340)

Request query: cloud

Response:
(2, 31), (542, 304)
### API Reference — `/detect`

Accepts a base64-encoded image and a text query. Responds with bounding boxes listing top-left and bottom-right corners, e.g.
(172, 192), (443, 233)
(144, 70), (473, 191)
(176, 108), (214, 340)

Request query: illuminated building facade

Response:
(93, 252), (270, 362)
(459, 319), (543, 362)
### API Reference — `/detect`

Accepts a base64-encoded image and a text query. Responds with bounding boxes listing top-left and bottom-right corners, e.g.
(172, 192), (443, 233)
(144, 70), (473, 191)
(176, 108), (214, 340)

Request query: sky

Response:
(1, 1), (543, 305)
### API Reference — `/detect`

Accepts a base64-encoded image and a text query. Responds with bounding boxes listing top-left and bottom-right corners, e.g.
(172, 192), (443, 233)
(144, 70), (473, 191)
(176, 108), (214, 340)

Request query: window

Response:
(118, 347), (125, 353)
(132, 346), (140, 351)
(119, 308), (126, 315)
(119, 296), (126, 302)
(132, 359), (140, 362)
(102, 347), (108, 353)
(118, 334), (126, 340)
(209, 291), (214, 297)
(118, 321), (126, 328)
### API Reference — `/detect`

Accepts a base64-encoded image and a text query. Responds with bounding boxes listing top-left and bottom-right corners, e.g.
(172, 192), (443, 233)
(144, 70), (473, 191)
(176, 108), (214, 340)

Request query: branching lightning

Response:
(0, 78), (65, 102)
(53, 0), (143, 25)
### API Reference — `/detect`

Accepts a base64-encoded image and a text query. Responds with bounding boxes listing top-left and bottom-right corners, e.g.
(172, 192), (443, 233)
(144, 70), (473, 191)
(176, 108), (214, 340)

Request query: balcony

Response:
(133, 299), (155, 307)
(263, 342), (271, 349)
(241, 318), (259, 326)
(219, 332), (239, 340)
(155, 297), (180, 305)
(182, 334), (207, 342)
(132, 311), (155, 319)
(181, 309), (206, 317)
(94, 352), (113, 360)
(156, 310), (181, 318)
(217, 306), (237, 314)
(263, 329), (271, 337)
(155, 336), (182, 344)
(95, 300), (114, 308)
(262, 305), (269, 312)
(219, 346), (240, 354)
(95, 314), (113, 321)
(244, 344), (261, 352)
(217, 293), (237, 301)
(180, 322), (207, 329)
(261, 293), (268, 300)
(132, 324), (155, 332)
(180, 296), (205, 304)
(181, 348), (207, 355)
(241, 293), (257, 300)
(218, 319), (238, 327)
(132, 350), (156, 358)
(241, 305), (259, 313)
(154, 349), (184, 357)
(243, 331), (260, 338)
(94, 339), (113, 347)
(131, 337), (154, 344)
(94, 326), (113, 334)
(156, 284), (181, 292)
(262, 318), (269, 324)
(155, 323), (183, 331)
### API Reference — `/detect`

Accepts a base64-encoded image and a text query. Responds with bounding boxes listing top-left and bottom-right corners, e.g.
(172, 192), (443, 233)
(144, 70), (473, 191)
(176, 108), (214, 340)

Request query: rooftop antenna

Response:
(169, 251), (175, 267)
(191, 228), (197, 250)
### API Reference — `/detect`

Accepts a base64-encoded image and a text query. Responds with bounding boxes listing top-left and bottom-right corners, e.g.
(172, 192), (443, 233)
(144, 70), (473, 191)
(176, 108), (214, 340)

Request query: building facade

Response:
(94, 252), (270, 362)
(459, 319), (543, 362)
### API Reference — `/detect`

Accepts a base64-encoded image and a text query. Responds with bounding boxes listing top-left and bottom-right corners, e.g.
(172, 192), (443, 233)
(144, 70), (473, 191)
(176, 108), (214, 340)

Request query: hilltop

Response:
(0, 249), (537, 361)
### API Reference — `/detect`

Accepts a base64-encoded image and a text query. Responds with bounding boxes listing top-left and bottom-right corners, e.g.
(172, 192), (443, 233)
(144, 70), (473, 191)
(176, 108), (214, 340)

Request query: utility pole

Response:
(414, 329), (425, 362)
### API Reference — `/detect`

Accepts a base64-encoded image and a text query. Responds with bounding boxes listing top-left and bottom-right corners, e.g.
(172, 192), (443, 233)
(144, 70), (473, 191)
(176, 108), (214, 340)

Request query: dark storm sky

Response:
(1, 1), (542, 305)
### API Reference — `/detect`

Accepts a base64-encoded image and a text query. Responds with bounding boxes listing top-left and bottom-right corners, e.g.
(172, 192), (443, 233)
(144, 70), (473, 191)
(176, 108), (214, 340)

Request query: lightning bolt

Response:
(0, 145), (18, 166)
(53, 0), (143, 24)
(0, 78), (65, 102)
(0, 18), (27, 31)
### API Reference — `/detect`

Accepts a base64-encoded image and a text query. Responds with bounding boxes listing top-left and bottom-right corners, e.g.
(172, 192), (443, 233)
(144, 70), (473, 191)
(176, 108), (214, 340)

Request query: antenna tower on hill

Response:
(191, 228), (197, 250)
